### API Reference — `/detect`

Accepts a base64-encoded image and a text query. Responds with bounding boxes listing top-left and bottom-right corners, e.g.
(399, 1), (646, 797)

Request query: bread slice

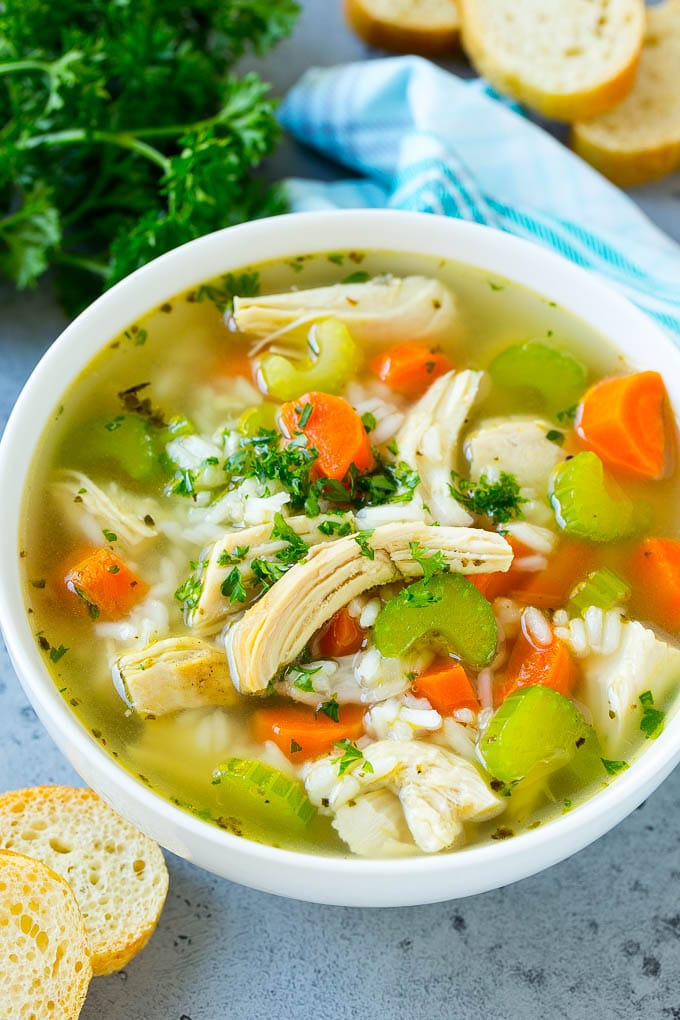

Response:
(0, 787), (169, 977)
(344, 0), (460, 55)
(0, 849), (92, 1019)
(572, 0), (680, 185)
(458, 0), (645, 121)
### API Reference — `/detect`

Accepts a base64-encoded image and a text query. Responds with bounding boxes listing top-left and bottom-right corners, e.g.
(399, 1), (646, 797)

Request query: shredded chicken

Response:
(395, 370), (486, 526)
(225, 522), (512, 694)
(232, 275), (458, 346)
(114, 637), (240, 717)
(52, 469), (159, 547)
(304, 740), (503, 854)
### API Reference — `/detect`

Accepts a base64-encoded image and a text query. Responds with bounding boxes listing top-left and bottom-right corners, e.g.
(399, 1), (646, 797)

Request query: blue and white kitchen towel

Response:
(278, 57), (680, 339)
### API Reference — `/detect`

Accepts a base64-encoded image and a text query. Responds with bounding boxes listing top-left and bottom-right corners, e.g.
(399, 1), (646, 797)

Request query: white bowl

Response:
(1, 210), (679, 907)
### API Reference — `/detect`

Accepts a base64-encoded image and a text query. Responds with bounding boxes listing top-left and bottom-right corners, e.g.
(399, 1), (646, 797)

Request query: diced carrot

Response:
(576, 371), (668, 479)
(211, 344), (254, 381)
(318, 608), (365, 658)
(253, 703), (365, 761)
(64, 547), (149, 620)
(467, 537), (533, 601)
(496, 630), (576, 704)
(279, 391), (375, 481)
(370, 343), (453, 397)
(629, 537), (680, 631)
(412, 659), (479, 715)
(508, 541), (593, 610)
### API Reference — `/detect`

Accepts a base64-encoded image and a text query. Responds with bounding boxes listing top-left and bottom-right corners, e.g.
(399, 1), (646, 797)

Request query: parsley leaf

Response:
(450, 471), (526, 524)
(271, 512), (309, 564)
(361, 412), (377, 433)
(354, 530), (375, 560)
(221, 567), (247, 604)
(317, 519), (353, 537)
(317, 697), (340, 722)
(251, 558), (288, 590)
(409, 541), (447, 584)
(175, 572), (203, 611)
(403, 582), (442, 608)
(639, 690), (665, 739)
(49, 644), (69, 663)
(601, 758), (629, 776)
(218, 545), (250, 566)
(332, 739), (374, 776)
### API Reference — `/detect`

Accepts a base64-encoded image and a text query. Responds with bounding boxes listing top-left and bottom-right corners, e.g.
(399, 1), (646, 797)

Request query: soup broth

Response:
(21, 250), (680, 857)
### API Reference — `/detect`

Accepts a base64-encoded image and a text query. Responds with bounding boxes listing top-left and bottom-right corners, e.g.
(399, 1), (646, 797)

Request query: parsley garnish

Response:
(107, 564), (120, 574)
(168, 468), (197, 498)
(102, 529), (117, 543)
(49, 644), (69, 663)
(221, 567), (247, 604)
(251, 558), (288, 590)
(341, 271), (371, 284)
(196, 272), (260, 314)
(386, 439), (399, 456)
(450, 470), (526, 524)
(546, 429), (565, 445)
(218, 545), (250, 567)
(290, 739), (302, 754)
(354, 530), (375, 560)
(287, 663), (323, 692)
(318, 519), (353, 537)
(296, 402), (313, 429)
(317, 697), (340, 722)
(639, 690), (665, 739)
(601, 758), (629, 776)
(557, 405), (578, 425)
(403, 583), (442, 608)
(409, 541), (447, 583)
(175, 573), (203, 611)
(332, 739), (374, 776)
(361, 412), (377, 433)
(271, 512), (309, 565)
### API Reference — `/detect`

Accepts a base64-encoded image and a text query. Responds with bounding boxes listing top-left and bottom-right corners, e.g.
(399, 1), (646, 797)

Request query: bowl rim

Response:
(1, 208), (679, 905)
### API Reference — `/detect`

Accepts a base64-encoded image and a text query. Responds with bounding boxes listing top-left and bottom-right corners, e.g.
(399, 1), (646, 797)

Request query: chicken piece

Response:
(189, 513), (354, 633)
(580, 619), (680, 755)
(114, 637), (240, 717)
(465, 417), (567, 494)
(232, 275), (458, 346)
(226, 522), (512, 694)
(332, 789), (421, 858)
(395, 370), (486, 526)
(52, 469), (158, 547)
(304, 739), (503, 854)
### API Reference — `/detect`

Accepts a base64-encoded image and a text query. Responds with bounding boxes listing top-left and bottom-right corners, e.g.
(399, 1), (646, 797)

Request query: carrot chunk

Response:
(496, 630), (576, 704)
(629, 537), (680, 632)
(412, 660), (479, 715)
(318, 608), (365, 658)
(370, 343), (452, 397)
(508, 541), (593, 610)
(253, 703), (365, 761)
(467, 537), (533, 601)
(279, 391), (375, 480)
(576, 371), (667, 479)
(64, 548), (149, 620)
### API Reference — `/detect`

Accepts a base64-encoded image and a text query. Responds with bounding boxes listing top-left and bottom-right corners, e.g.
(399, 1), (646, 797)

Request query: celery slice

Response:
(489, 340), (587, 412)
(480, 686), (596, 784)
(68, 414), (162, 482)
(549, 451), (643, 542)
(259, 318), (359, 401)
(568, 567), (631, 616)
(211, 757), (315, 831)
(373, 573), (498, 667)
(237, 402), (279, 436)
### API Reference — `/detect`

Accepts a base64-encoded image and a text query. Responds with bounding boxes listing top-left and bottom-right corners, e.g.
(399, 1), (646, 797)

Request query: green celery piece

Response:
(568, 567), (631, 616)
(480, 686), (596, 784)
(212, 757), (315, 832)
(70, 414), (161, 482)
(373, 573), (497, 668)
(489, 340), (587, 412)
(549, 451), (644, 542)
(259, 318), (359, 401)
(237, 402), (279, 436)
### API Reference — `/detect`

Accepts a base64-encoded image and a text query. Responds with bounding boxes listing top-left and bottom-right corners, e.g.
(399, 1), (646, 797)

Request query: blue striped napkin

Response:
(278, 57), (680, 338)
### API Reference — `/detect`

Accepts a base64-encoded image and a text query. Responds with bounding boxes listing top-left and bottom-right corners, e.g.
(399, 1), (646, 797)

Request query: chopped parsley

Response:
(49, 644), (69, 663)
(221, 567), (247, 604)
(175, 573), (203, 611)
(386, 439), (399, 456)
(287, 662), (323, 692)
(409, 541), (447, 584)
(354, 530), (375, 560)
(296, 402), (313, 429)
(557, 405), (578, 425)
(290, 739), (303, 754)
(546, 429), (565, 445)
(361, 412), (377, 433)
(341, 270), (371, 284)
(332, 739), (374, 776)
(168, 468), (197, 498)
(601, 758), (629, 776)
(271, 512), (309, 565)
(251, 558), (288, 590)
(218, 545), (250, 567)
(450, 470), (526, 524)
(639, 690), (665, 739)
(403, 583), (442, 608)
(327, 253), (345, 265)
(107, 564), (120, 574)
(317, 697), (340, 722)
(196, 271), (260, 314)
(102, 529), (117, 543)
(317, 519), (353, 537)
(30, 579), (46, 589)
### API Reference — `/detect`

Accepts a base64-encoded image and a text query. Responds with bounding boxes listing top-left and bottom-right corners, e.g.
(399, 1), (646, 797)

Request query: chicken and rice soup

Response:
(21, 250), (680, 857)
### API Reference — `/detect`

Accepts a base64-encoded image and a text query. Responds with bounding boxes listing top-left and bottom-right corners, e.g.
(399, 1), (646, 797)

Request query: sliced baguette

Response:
(344, 0), (460, 55)
(458, 0), (645, 121)
(572, 0), (680, 186)
(0, 849), (92, 1019)
(0, 786), (169, 977)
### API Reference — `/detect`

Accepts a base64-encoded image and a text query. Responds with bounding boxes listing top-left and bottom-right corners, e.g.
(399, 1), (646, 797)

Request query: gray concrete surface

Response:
(2, 3), (680, 1017)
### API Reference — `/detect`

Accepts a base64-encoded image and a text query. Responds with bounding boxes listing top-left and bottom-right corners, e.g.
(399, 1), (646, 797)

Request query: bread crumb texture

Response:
(572, 0), (680, 184)
(345, 0), (460, 55)
(458, 0), (645, 120)
(0, 787), (169, 977)
(0, 850), (91, 1019)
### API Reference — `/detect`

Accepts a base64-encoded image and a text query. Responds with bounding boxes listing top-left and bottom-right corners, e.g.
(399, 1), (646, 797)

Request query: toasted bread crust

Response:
(0, 786), (169, 977)
(344, 0), (460, 55)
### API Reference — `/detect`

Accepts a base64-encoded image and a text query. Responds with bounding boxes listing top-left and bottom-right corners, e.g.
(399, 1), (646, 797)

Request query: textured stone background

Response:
(2, 3), (680, 1017)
